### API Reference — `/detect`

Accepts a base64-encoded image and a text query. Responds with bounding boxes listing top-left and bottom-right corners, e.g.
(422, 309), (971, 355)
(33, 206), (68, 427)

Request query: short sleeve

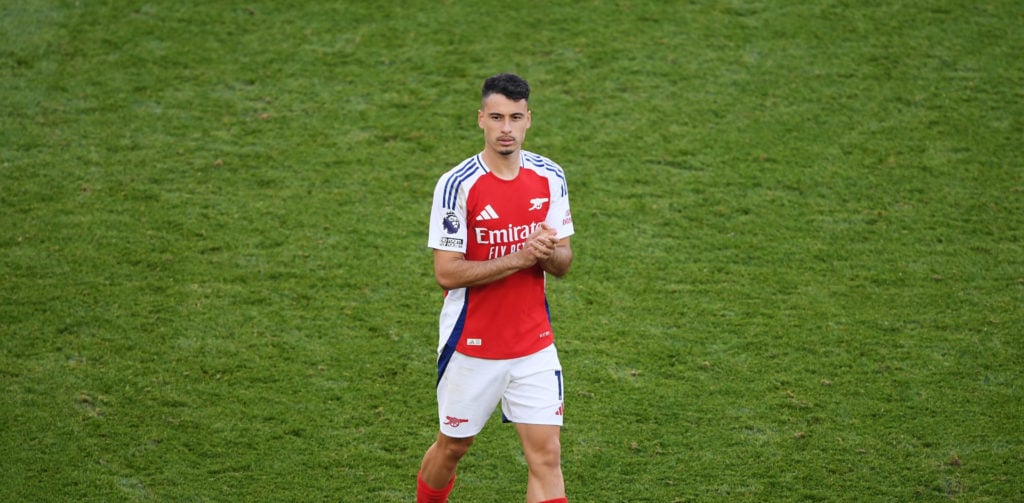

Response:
(427, 175), (468, 252)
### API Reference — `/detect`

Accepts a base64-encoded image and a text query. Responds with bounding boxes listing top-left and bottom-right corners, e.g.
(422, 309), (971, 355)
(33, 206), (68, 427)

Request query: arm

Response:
(538, 237), (572, 278)
(433, 248), (535, 290)
(433, 223), (570, 289)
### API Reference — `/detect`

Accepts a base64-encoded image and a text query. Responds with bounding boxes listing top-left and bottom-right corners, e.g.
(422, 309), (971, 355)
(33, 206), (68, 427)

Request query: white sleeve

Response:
(427, 175), (468, 252)
(546, 175), (574, 240)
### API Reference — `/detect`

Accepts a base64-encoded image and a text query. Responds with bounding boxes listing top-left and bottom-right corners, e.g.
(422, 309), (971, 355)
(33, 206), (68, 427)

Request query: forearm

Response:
(539, 244), (572, 277)
(434, 227), (571, 289)
(433, 249), (534, 290)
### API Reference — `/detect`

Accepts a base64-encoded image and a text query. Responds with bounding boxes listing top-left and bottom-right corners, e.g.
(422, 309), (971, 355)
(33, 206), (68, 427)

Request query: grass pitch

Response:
(2, 1), (1022, 501)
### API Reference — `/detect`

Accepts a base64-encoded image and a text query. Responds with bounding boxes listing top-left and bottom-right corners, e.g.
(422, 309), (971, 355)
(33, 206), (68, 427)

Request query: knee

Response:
(528, 437), (562, 469)
(438, 435), (474, 461)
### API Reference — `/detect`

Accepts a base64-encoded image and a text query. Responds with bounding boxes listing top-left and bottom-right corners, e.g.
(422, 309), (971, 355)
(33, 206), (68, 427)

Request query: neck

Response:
(481, 149), (521, 180)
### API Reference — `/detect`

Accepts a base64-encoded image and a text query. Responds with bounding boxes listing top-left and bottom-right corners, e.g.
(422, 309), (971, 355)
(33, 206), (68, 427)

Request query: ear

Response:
(477, 109), (485, 129)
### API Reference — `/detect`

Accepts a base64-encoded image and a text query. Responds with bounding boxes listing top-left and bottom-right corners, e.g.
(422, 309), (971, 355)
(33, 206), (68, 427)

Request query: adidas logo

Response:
(475, 204), (500, 221)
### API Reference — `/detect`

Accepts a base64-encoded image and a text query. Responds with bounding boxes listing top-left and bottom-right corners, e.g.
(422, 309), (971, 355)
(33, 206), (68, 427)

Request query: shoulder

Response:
(521, 151), (568, 195)
(438, 155), (487, 183)
(435, 155), (489, 210)
(522, 150), (563, 173)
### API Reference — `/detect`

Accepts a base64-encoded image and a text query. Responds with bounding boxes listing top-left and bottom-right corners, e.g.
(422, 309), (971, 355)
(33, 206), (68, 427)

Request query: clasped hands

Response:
(523, 223), (559, 264)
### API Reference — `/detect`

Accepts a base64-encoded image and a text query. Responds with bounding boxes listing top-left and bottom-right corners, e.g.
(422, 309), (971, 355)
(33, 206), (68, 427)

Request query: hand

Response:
(525, 223), (559, 262)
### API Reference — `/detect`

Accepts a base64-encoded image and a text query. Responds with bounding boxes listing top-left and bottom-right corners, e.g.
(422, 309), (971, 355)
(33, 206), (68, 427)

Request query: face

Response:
(478, 93), (531, 157)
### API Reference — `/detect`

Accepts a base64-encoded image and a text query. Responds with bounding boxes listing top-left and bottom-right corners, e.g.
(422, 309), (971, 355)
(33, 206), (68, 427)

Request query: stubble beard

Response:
(496, 140), (518, 157)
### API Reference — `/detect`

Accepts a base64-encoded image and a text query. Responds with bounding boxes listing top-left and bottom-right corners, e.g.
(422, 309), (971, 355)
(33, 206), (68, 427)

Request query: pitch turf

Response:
(2, 1), (1022, 501)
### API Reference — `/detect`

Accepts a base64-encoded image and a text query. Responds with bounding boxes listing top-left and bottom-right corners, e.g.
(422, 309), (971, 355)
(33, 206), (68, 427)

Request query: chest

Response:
(464, 172), (551, 248)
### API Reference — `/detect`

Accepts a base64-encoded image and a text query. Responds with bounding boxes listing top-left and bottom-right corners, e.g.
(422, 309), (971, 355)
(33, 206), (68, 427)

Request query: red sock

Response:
(416, 472), (455, 503)
(539, 498), (568, 503)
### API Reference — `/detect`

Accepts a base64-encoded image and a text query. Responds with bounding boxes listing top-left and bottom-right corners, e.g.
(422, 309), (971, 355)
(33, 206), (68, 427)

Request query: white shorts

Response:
(437, 345), (564, 438)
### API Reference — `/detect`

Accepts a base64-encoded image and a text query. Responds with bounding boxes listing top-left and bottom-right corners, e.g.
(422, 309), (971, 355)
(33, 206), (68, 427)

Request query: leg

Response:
(419, 351), (505, 501)
(515, 423), (565, 503)
(422, 351), (493, 489)
(419, 431), (474, 489)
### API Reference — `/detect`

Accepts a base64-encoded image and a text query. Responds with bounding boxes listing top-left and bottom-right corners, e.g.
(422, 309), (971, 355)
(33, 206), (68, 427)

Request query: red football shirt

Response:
(427, 151), (574, 363)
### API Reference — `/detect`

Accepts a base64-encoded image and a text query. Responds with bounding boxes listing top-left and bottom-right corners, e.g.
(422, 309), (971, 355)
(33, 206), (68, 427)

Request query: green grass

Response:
(2, 0), (1022, 501)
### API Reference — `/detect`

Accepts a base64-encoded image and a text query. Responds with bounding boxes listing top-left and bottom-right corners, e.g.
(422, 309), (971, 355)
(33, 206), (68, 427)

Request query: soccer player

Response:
(417, 73), (574, 503)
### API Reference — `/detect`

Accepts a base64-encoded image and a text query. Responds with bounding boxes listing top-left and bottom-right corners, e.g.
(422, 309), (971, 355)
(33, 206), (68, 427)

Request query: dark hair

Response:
(482, 73), (530, 102)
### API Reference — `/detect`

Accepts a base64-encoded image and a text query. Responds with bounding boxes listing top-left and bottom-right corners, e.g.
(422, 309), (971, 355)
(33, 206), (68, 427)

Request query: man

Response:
(418, 73), (574, 503)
